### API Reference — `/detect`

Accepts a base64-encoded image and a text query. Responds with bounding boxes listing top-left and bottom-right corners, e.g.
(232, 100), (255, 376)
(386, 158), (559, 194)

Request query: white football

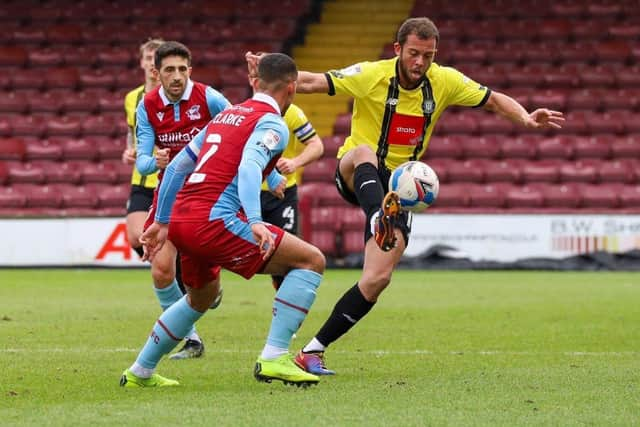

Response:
(389, 161), (439, 213)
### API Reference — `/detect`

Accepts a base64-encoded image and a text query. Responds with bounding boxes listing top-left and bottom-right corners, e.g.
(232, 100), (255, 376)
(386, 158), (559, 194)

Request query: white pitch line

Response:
(0, 348), (637, 356)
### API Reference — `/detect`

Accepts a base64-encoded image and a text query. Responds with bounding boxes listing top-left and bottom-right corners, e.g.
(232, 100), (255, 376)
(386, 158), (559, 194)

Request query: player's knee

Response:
(306, 245), (326, 274)
(151, 262), (175, 286)
(351, 145), (378, 167)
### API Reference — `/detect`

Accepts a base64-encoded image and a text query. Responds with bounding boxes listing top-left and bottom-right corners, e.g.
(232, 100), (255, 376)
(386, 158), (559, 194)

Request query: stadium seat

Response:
(11, 69), (46, 91)
(59, 138), (97, 161)
(578, 183), (620, 209)
(46, 24), (83, 44)
(559, 160), (599, 184)
(621, 112), (640, 135)
(12, 27), (46, 46)
(461, 135), (501, 159)
(601, 89), (640, 112)
(566, 89), (605, 112)
(35, 160), (83, 185)
(423, 135), (464, 160)
(321, 135), (344, 158)
(532, 183), (581, 209)
(10, 114), (49, 137)
(521, 160), (561, 183)
(0, 46), (28, 66)
(446, 159), (485, 183)
(598, 160), (636, 184)
(572, 136), (612, 159)
(0, 138), (26, 161)
(28, 47), (66, 68)
(505, 185), (544, 209)
(507, 64), (546, 88)
(340, 207), (365, 231)
(91, 183), (129, 208)
(308, 230), (339, 257)
(615, 66), (640, 88)
(619, 185), (640, 209)
(61, 184), (99, 209)
(476, 114), (515, 135)
(468, 183), (506, 208)
(81, 115), (117, 137)
(341, 230), (364, 255)
(29, 90), (65, 114)
(500, 135), (538, 159)
(555, 111), (588, 136)
(63, 46), (97, 68)
(310, 206), (342, 230)
(46, 116), (83, 137)
(81, 162), (118, 184)
(24, 140), (63, 161)
(530, 89), (568, 112)
(10, 184), (63, 208)
(432, 183), (470, 208)
(97, 90), (126, 113)
(44, 67), (80, 90)
(302, 157), (337, 183)
(611, 135), (640, 159)
(537, 136), (573, 160)
(333, 113), (352, 135)
(579, 65), (617, 88)
(0, 186), (27, 209)
(59, 88), (101, 113)
(537, 19), (572, 41)
(588, 111), (625, 135)
(79, 69), (116, 90)
(96, 47), (132, 67)
(483, 159), (523, 184)
(0, 161), (7, 185)
(436, 112), (478, 135)
(94, 137), (124, 161)
(0, 91), (29, 114)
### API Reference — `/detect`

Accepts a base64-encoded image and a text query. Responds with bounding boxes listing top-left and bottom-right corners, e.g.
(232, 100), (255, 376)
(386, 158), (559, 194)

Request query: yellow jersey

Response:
(261, 103), (317, 190)
(327, 58), (490, 170)
(124, 85), (159, 188)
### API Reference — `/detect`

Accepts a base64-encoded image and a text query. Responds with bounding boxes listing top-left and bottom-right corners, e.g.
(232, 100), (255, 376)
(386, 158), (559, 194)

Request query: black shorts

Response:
(334, 161), (412, 246)
(261, 185), (299, 235)
(126, 185), (154, 214)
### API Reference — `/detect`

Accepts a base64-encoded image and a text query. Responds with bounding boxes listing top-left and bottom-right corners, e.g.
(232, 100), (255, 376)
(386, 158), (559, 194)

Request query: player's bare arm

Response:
(484, 91), (565, 130)
(276, 135), (323, 174)
(245, 51), (328, 94)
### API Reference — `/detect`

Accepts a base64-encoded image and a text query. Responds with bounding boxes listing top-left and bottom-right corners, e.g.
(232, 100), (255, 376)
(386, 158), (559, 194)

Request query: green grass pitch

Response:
(0, 269), (638, 426)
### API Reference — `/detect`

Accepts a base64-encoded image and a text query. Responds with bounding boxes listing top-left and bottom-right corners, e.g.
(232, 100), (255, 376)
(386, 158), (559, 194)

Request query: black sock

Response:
(271, 275), (284, 291)
(315, 283), (375, 348)
(175, 255), (186, 295)
(132, 245), (144, 259)
(353, 162), (385, 219)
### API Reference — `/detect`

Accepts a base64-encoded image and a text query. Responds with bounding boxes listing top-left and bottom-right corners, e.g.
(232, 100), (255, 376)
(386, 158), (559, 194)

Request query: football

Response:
(388, 161), (439, 213)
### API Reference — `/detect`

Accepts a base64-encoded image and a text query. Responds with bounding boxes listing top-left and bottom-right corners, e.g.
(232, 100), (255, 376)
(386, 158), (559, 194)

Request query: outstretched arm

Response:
(483, 91), (565, 130)
(245, 51), (329, 94)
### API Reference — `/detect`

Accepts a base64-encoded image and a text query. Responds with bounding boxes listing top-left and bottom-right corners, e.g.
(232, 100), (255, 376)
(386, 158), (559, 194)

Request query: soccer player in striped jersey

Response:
(247, 17), (565, 375)
(121, 53), (324, 388)
(134, 41), (230, 361)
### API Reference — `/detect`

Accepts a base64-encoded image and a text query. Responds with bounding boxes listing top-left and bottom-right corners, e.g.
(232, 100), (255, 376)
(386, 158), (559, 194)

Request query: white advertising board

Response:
(0, 215), (639, 266)
(407, 214), (640, 262)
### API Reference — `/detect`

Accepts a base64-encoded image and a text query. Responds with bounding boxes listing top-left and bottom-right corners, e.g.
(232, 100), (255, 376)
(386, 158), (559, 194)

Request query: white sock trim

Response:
(260, 344), (288, 360)
(130, 362), (154, 379)
(303, 337), (326, 353)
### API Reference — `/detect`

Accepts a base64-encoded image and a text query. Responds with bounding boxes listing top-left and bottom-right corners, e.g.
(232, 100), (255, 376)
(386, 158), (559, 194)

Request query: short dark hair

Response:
(257, 53), (298, 89)
(397, 17), (439, 46)
(154, 41), (192, 69)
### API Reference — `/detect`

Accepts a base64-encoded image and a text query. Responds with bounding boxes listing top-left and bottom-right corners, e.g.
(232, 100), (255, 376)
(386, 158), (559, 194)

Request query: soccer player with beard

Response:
(247, 17), (565, 375)
(134, 41), (230, 360)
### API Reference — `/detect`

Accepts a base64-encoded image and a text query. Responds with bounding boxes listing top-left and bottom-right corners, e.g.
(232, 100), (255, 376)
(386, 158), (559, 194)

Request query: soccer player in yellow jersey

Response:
(260, 103), (324, 290)
(248, 17), (565, 375)
(122, 38), (164, 259)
